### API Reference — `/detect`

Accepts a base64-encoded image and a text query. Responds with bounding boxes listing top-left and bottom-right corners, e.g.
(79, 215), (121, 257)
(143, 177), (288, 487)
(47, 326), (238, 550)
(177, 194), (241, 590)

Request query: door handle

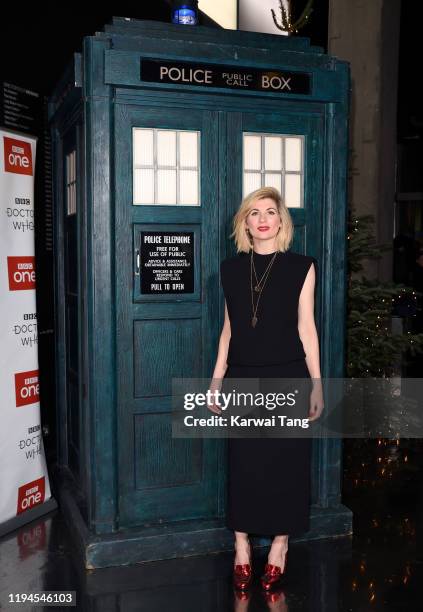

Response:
(135, 249), (140, 275)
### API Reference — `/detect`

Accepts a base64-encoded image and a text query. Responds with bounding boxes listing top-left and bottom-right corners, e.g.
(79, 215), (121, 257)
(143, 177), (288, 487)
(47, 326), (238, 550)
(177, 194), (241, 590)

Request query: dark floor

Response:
(1, 439), (423, 611)
(1, 477), (423, 612)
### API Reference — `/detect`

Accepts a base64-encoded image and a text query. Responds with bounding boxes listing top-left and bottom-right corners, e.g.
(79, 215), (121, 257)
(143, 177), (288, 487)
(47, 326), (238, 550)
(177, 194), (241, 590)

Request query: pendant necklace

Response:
(250, 249), (278, 328)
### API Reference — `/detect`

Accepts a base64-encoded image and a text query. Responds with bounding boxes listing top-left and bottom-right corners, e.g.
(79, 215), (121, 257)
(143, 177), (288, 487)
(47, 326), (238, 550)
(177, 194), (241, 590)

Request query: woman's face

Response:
(245, 197), (281, 243)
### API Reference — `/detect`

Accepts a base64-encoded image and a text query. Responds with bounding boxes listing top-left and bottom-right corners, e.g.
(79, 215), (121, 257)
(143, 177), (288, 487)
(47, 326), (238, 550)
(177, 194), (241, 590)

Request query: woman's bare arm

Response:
(208, 300), (231, 413)
(298, 262), (324, 420)
(212, 300), (231, 378)
(298, 263), (321, 379)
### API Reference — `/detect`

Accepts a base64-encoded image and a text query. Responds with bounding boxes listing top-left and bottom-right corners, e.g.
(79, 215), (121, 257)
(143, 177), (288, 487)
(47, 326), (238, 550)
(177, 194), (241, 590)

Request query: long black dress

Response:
(220, 249), (318, 536)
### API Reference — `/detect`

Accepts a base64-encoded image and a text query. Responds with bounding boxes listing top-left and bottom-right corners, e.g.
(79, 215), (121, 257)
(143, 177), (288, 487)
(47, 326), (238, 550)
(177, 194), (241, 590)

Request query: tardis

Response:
(49, 17), (352, 568)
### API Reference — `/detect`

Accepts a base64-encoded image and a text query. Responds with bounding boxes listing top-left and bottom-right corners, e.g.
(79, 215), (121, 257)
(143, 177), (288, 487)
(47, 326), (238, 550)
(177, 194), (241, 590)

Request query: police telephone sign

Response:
(140, 231), (194, 294)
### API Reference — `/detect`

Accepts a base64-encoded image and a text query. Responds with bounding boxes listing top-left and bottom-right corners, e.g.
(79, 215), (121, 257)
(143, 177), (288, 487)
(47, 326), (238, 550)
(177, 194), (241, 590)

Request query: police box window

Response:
(243, 133), (304, 208)
(133, 128), (200, 206)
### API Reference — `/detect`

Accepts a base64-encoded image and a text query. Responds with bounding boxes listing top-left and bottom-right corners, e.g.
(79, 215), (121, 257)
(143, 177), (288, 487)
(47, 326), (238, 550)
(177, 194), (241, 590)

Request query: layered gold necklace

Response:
(250, 249), (278, 328)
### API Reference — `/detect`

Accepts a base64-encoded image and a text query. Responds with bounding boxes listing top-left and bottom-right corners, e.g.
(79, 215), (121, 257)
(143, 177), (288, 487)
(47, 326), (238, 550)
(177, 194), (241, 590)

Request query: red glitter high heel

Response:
(233, 541), (253, 590)
(261, 549), (288, 590)
(233, 561), (253, 590)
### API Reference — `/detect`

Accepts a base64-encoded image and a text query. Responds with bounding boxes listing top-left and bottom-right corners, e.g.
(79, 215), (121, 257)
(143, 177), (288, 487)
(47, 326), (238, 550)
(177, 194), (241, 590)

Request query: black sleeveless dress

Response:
(220, 249), (318, 536)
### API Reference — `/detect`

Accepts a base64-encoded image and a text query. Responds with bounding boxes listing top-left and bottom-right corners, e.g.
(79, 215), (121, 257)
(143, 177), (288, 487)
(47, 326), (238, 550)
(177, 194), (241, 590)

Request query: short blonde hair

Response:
(229, 186), (294, 253)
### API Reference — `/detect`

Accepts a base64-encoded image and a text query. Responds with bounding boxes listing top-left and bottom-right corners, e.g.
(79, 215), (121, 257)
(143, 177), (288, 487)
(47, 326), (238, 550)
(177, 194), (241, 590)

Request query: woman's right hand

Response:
(207, 382), (223, 415)
(207, 400), (222, 415)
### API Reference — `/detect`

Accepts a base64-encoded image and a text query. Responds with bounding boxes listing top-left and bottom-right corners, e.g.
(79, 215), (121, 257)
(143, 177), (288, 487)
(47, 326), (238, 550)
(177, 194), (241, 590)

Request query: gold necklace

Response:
(252, 251), (277, 292)
(250, 250), (278, 328)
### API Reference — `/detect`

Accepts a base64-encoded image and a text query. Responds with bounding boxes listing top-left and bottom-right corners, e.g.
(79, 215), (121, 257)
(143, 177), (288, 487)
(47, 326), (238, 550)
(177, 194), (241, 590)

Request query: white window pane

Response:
(134, 168), (154, 204)
(157, 169), (177, 204)
(264, 137), (282, 171)
(133, 129), (154, 166)
(68, 152), (72, 182)
(67, 152), (71, 183)
(67, 185), (71, 214)
(264, 173), (282, 192)
(243, 172), (261, 196)
(71, 183), (76, 214)
(243, 135), (261, 170)
(179, 132), (198, 167)
(179, 170), (198, 205)
(157, 130), (176, 166)
(284, 174), (302, 207)
(285, 138), (302, 172)
(67, 151), (73, 184)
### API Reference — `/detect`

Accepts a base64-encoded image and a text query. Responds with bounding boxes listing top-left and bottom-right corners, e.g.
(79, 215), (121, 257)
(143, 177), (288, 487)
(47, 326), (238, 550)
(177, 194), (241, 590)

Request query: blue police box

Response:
(49, 17), (352, 568)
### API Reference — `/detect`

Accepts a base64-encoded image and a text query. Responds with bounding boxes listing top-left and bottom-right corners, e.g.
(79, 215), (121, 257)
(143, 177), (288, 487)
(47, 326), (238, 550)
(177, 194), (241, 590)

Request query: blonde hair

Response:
(230, 186), (294, 253)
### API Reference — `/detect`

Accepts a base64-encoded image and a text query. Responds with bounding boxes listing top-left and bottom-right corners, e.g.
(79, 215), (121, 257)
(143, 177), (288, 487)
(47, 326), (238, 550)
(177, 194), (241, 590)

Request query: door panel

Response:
(63, 132), (80, 479)
(114, 104), (224, 526)
(227, 109), (325, 507)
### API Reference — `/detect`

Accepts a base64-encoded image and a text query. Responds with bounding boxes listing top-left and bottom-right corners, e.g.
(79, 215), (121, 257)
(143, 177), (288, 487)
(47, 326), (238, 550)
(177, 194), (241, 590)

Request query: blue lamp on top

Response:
(171, 0), (199, 25)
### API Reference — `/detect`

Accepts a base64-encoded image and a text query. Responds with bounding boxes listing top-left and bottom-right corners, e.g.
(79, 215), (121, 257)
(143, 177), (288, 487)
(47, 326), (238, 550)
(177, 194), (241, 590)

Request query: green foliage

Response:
(347, 211), (423, 377)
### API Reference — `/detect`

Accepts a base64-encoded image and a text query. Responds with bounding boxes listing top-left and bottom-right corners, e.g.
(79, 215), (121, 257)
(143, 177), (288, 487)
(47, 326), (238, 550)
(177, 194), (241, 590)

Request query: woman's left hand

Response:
(308, 382), (324, 421)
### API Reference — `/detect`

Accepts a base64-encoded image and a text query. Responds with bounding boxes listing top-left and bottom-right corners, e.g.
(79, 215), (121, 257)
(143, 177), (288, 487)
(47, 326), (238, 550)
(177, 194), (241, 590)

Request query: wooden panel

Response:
(134, 414), (202, 490)
(133, 319), (202, 397)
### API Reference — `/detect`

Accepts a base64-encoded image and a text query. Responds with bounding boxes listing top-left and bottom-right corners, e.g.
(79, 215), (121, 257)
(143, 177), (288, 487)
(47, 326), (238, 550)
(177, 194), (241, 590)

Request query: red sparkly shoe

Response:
(233, 561), (253, 590)
(233, 542), (253, 590)
(261, 549), (288, 590)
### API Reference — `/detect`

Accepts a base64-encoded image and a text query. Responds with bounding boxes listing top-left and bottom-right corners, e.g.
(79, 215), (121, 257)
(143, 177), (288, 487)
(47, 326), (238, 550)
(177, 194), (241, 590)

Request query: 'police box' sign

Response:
(141, 58), (311, 95)
(140, 231), (194, 294)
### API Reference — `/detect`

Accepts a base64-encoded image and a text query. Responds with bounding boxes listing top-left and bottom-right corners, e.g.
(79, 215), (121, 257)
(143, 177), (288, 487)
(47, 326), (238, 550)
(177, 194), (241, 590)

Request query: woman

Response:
(208, 186), (324, 591)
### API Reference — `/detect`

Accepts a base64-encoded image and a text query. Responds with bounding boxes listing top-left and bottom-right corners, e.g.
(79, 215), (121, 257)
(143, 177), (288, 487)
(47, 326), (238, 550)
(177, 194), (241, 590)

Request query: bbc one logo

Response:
(7, 256), (36, 291)
(15, 369), (39, 407)
(17, 476), (45, 514)
(3, 136), (33, 175)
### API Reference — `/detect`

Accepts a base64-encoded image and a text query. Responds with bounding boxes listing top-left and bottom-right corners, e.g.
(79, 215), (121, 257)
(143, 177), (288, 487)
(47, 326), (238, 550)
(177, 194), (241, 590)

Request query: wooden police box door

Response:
(114, 104), (224, 527)
(228, 107), (325, 510)
(114, 102), (324, 527)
